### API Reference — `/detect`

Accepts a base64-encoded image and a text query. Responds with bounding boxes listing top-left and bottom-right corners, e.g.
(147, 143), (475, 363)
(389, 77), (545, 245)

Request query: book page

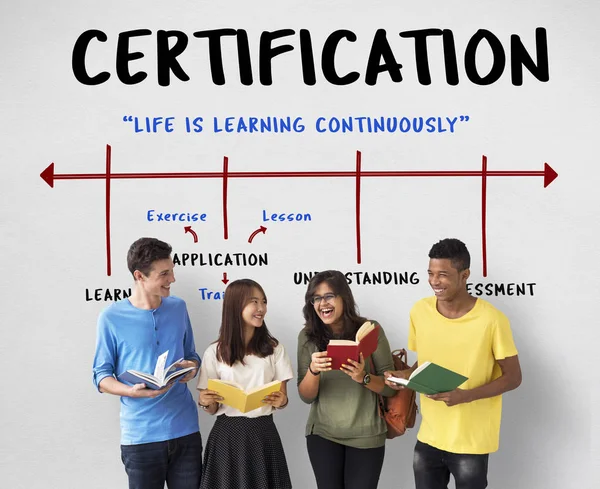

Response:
(165, 357), (184, 373)
(126, 370), (160, 384)
(356, 321), (375, 341)
(386, 376), (409, 386)
(410, 361), (431, 380)
(328, 339), (358, 346)
(153, 350), (169, 380)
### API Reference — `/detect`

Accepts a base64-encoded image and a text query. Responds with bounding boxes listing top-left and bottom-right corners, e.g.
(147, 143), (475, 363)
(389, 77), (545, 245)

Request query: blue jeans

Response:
(121, 431), (202, 489)
(413, 440), (489, 489)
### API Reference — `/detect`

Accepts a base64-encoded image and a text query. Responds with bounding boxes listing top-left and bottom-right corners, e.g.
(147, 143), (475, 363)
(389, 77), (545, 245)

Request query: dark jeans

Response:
(413, 440), (489, 489)
(121, 431), (202, 489)
(306, 434), (385, 489)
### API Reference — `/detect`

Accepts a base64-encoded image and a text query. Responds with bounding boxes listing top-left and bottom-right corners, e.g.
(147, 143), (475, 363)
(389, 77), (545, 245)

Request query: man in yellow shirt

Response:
(385, 238), (522, 489)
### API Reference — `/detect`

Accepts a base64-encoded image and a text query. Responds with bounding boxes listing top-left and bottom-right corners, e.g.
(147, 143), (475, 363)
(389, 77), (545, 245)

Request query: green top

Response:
(296, 322), (395, 448)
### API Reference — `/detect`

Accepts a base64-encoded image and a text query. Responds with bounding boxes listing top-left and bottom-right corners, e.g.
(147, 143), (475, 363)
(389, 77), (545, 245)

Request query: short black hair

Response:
(127, 237), (172, 277)
(428, 238), (471, 271)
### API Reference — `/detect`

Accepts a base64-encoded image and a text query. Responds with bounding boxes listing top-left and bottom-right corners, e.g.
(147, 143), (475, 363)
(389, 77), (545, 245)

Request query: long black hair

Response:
(302, 270), (367, 350)
(216, 279), (278, 366)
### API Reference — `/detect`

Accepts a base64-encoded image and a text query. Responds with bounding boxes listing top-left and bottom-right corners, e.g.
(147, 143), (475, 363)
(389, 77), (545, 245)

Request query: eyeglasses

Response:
(310, 293), (337, 305)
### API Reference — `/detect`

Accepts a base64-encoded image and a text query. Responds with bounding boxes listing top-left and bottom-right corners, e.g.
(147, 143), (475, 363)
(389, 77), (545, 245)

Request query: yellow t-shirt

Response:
(408, 297), (518, 454)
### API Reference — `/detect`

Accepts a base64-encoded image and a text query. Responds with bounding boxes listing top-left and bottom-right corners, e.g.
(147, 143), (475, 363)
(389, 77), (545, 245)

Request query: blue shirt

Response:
(92, 296), (201, 445)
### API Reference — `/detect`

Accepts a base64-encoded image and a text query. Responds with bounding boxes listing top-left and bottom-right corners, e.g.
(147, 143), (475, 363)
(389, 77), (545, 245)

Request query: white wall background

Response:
(1, 1), (598, 488)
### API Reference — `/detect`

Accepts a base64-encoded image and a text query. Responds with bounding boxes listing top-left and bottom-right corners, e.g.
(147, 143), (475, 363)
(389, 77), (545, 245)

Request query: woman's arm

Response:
(341, 323), (396, 395)
(263, 380), (289, 409)
(298, 350), (331, 401)
(197, 388), (222, 415)
(341, 353), (390, 394)
(297, 331), (332, 403)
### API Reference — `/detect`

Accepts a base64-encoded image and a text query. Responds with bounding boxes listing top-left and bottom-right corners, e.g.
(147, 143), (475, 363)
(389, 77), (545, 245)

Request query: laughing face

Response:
(137, 258), (176, 298)
(427, 258), (469, 302)
(241, 287), (267, 328)
(312, 282), (344, 329)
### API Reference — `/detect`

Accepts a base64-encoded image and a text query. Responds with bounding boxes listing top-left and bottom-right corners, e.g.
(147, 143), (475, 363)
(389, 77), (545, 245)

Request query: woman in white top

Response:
(197, 279), (293, 489)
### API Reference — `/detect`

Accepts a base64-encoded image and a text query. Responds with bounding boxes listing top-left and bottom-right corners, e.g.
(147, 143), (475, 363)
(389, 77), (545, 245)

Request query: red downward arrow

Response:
(222, 272), (229, 284)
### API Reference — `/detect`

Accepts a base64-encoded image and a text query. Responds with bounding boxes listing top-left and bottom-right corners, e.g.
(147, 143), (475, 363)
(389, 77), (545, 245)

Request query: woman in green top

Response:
(297, 270), (396, 489)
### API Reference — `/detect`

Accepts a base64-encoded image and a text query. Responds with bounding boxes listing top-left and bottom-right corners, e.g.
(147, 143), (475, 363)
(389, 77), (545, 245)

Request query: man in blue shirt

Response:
(93, 237), (202, 489)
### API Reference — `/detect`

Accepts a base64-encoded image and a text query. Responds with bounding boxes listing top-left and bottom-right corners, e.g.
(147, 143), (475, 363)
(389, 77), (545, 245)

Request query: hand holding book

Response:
(262, 389), (288, 409)
(129, 381), (176, 398)
(424, 388), (472, 407)
(118, 351), (198, 391)
(386, 361), (468, 396)
(207, 379), (283, 413)
(198, 388), (224, 412)
(339, 352), (367, 383)
(175, 359), (200, 383)
(309, 351), (332, 374)
(327, 321), (379, 370)
(384, 367), (413, 390)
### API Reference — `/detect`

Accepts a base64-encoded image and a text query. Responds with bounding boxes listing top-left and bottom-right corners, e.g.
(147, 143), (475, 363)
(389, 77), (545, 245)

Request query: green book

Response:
(387, 361), (468, 395)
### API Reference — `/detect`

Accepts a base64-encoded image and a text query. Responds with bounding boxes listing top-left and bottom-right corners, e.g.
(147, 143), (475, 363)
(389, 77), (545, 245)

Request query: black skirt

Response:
(201, 414), (292, 489)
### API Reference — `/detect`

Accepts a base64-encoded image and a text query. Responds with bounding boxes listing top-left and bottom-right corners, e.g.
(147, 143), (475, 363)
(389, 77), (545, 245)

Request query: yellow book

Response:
(207, 379), (282, 413)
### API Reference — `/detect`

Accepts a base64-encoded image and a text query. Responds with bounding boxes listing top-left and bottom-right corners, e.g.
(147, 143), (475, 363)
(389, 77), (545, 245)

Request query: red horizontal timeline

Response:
(40, 145), (558, 276)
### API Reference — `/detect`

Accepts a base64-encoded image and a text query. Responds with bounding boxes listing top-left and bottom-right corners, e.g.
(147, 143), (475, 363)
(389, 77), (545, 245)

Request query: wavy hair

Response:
(127, 237), (172, 277)
(302, 270), (366, 350)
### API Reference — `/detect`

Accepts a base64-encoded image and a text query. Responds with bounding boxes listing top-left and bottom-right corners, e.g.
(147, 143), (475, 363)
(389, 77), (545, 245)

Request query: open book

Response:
(118, 351), (196, 390)
(327, 321), (379, 370)
(387, 361), (468, 395)
(207, 379), (282, 413)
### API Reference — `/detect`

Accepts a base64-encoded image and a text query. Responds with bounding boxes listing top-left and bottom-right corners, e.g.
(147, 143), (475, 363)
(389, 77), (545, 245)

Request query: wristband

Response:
(308, 364), (320, 376)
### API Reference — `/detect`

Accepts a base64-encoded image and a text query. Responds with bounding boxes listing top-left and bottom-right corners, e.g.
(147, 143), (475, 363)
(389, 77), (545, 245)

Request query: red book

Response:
(327, 322), (380, 370)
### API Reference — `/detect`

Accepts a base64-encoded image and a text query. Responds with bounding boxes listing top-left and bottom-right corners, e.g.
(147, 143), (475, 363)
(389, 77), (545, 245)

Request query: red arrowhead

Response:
(248, 226), (267, 244)
(184, 226), (198, 243)
(40, 163), (55, 188)
(543, 163), (558, 188)
(222, 273), (229, 284)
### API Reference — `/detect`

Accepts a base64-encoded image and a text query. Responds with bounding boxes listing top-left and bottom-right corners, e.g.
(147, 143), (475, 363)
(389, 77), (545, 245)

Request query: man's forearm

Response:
(464, 372), (521, 403)
(98, 376), (132, 396)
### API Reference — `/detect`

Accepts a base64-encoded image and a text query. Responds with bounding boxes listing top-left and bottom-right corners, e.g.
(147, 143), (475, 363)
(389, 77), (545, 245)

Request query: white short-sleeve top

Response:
(197, 342), (294, 418)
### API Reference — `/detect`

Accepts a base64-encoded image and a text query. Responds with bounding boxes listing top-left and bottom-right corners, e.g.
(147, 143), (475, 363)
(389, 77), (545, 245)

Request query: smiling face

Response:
(135, 258), (176, 299)
(312, 282), (344, 329)
(241, 287), (267, 328)
(428, 258), (469, 302)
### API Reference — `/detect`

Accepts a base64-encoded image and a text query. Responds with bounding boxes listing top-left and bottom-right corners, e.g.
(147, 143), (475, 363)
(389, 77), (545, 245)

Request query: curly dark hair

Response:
(127, 237), (172, 277)
(428, 238), (471, 271)
(302, 270), (367, 350)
